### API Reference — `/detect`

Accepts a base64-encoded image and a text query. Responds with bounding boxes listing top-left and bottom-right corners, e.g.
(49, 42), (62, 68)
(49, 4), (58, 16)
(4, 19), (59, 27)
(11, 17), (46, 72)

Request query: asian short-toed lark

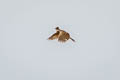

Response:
(48, 27), (75, 42)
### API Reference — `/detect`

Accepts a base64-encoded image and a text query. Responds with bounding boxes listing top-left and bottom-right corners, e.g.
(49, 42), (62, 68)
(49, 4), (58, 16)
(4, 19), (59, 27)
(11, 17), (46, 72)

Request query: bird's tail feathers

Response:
(70, 37), (75, 42)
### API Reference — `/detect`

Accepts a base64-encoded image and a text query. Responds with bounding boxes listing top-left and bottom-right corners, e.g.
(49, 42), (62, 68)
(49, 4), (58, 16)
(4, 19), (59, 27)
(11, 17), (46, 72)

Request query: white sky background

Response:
(0, 0), (120, 80)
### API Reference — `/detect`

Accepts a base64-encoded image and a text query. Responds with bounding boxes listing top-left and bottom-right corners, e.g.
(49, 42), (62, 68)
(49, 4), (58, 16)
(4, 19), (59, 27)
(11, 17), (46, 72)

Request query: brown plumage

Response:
(48, 27), (75, 42)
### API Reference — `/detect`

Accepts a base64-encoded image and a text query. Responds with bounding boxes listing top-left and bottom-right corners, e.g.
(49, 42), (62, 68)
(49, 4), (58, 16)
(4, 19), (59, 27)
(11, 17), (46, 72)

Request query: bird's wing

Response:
(58, 32), (70, 42)
(48, 31), (59, 40)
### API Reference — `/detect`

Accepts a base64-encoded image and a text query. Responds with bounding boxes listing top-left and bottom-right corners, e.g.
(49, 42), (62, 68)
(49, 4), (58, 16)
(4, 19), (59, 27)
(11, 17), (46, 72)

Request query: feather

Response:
(58, 32), (70, 42)
(48, 31), (59, 40)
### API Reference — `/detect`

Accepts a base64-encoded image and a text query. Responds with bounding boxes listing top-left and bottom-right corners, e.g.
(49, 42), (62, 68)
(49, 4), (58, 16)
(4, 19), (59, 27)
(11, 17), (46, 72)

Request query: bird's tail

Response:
(70, 37), (75, 42)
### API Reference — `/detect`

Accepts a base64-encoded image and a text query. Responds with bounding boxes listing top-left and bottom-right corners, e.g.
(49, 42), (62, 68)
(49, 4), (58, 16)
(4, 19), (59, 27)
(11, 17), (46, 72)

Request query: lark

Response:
(48, 27), (75, 42)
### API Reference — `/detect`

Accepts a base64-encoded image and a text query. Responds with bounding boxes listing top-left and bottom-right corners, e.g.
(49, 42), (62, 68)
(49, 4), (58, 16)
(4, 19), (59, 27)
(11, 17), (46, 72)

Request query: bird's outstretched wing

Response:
(48, 31), (59, 40)
(58, 32), (70, 42)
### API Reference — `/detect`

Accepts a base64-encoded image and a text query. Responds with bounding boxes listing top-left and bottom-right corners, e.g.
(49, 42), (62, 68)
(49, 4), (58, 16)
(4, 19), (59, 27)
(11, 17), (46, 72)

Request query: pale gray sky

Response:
(0, 0), (120, 80)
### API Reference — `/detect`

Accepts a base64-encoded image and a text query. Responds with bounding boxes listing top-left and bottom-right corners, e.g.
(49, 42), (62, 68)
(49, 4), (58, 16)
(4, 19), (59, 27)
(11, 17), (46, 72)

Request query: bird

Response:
(48, 27), (75, 42)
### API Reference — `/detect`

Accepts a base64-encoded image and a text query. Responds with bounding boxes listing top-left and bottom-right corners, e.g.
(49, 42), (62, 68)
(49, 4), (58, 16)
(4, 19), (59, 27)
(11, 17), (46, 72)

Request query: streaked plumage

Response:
(48, 27), (75, 42)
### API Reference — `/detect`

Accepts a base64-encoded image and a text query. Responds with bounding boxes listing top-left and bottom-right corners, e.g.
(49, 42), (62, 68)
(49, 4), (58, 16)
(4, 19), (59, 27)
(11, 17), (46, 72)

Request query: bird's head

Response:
(55, 27), (60, 30)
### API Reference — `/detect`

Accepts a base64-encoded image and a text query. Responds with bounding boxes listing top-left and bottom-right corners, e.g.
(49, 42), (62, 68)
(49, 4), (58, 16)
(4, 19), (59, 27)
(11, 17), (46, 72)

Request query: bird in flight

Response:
(48, 27), (75, 42)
